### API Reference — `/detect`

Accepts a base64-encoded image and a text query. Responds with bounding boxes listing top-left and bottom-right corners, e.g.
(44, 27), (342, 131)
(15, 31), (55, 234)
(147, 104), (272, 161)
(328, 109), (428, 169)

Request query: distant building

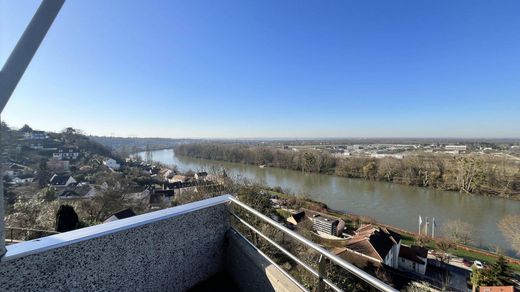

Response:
(49, 174), (77, 188)
(104, 209), (136, 223)
(286, 211), (306, 226)
(170, 175), (189, 183)
(445, 145), (467, 151)
(47, 160), (70, 172)
(398, 245), (428, 275)
(345, 225), (401, 268)
(194, 172), (208, 180)
(23, 130), (47, 140)
(479, 286), (515, 292)
(57, 184), (96, 200)
(53, 147), (79, 160)
(11, 177), (34, 185)
(103, 158), (121, 170)
(370, 153), (404, 159)
(312, 215), (339, 236)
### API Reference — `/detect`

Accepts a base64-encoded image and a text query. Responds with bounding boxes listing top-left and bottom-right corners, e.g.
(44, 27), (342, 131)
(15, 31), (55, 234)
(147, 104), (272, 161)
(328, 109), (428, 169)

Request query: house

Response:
(104, 209), (136, 223)
(170, 175), (189, 183)
(28, 142), (44, 150)
(345, 225), (401, 268)
(194, 172), (208, 180)
(286, 211), (307, 226)
(49, 174), (77, 188)
(53, 147), (79, 160)
(333, 247), (383, 270)
(103, 158), (120, 170)
(46, 159), (70, 172)
(398, 245), (428, 275)
(58, 184), (96, 200)
(149, 193), (172, 209)
(23, 130), (47, 140)
(480, 287), (515, 292)
(58, 190), (82, 200)
(313, 215), (340, 236)
(11, 176), (34, 185)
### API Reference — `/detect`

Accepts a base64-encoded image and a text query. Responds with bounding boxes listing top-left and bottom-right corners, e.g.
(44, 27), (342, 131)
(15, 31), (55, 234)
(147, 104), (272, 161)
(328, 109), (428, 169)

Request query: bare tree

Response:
(435, 239), (455, 264)
(442, 219), (474, 244)
(498, 215), (520, 255)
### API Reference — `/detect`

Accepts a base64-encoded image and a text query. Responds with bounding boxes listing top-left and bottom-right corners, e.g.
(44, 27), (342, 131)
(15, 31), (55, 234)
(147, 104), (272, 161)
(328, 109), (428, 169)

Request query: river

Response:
(137, 149), (519, 258)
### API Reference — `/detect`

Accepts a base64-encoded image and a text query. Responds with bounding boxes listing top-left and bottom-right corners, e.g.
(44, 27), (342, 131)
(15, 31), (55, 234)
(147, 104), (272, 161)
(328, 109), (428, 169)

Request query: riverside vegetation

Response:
(175, 143), (520, 199)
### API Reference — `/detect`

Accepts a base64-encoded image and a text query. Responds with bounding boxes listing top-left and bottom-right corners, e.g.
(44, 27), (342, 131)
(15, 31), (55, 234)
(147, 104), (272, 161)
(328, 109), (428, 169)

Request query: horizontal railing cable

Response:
(228, 197), (397, 292)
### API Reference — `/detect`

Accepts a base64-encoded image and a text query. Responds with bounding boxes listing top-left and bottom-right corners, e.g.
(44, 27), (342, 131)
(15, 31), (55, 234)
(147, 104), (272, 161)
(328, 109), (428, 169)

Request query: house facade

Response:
(52, 147), (79, 160)
(46, 160), (70, 172)
(23, 130), (47, 140)
(103, 158), (120, 170)
(398, 245), (428, 275)
(312, 215), (339, 236)
(345, 225), (401, 269)
(49, 174), (77, 188)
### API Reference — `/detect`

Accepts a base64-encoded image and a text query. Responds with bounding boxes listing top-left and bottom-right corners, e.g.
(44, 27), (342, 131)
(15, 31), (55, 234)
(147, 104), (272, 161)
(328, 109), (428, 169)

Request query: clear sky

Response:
(1, 0), (519, 138)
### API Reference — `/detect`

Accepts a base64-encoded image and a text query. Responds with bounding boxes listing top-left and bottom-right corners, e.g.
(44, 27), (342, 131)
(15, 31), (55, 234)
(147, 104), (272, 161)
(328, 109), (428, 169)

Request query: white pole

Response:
(432, 217), (435, 238)
(418, 215), (422, 235)
(0, 0), (65, 258)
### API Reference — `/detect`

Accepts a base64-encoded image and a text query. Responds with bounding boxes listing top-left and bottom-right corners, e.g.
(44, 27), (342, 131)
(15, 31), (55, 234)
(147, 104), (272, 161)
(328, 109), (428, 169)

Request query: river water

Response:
(137, 149), (519, 257)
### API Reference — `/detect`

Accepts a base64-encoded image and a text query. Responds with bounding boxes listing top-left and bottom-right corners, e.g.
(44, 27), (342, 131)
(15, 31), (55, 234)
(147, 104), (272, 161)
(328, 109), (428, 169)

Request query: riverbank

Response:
(174, 143), (520, 201)
(137, 148), (520, 259)
(269, 190), (520, 273)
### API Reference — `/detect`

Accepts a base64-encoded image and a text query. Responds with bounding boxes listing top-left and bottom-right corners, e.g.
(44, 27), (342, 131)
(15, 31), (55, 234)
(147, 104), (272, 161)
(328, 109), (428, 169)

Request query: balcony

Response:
(0, 195), (395, 291)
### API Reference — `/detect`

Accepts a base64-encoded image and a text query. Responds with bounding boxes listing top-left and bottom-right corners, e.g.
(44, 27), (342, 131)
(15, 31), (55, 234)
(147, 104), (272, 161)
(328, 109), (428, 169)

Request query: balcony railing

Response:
(228, 196), (397, 292)
(1, 195), (396, 291)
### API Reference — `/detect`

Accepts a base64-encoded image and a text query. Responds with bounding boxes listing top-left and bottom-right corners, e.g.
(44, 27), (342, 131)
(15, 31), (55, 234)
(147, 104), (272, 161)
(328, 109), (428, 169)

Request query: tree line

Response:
(174, 143), (520, 199)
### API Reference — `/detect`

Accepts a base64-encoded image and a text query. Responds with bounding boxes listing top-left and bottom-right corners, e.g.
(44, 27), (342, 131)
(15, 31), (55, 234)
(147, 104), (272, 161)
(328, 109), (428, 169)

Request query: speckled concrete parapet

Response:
(0, 204), (229, 291)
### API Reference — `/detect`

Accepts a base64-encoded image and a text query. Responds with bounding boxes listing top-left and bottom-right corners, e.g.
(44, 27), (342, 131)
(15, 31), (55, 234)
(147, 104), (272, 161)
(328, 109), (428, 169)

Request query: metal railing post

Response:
(0, 0), (65, 259)
(0, 162), (4, 256)
(228, 197), (398, 292)
(316, 255), (327, 292)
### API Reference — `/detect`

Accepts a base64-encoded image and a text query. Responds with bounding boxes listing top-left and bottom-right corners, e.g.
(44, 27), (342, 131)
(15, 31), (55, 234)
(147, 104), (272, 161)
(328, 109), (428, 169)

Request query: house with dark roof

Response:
(398, 245), (428, 275)
(104, 209), (136, 223)
(286, 211), (306, 226)
(49, 174), (77, 188)
(57, 184), (96, 200)
(345, 225), (401, 268)
(194, 172), (208, 180)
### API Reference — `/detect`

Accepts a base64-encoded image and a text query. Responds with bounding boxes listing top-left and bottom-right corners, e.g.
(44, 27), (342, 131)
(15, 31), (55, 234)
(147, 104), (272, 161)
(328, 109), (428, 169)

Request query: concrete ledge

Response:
(0, 199), (230, 291)
(2, 194), (232, 261)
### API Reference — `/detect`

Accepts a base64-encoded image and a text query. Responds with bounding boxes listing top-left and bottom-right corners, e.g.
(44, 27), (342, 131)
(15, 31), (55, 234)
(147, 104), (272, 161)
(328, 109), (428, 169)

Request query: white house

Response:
(49, 174), (77, 188)
(398, 245), (428, 275)
(345, 225), (401, 268)
(53, 147), (79, 160)
(23, 130), (47, 140)
(103, 158), (120, 170)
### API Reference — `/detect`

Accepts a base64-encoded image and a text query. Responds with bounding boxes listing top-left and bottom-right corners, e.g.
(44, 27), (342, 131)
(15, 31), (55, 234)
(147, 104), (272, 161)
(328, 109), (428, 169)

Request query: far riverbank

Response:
(137, 149), (520, 258)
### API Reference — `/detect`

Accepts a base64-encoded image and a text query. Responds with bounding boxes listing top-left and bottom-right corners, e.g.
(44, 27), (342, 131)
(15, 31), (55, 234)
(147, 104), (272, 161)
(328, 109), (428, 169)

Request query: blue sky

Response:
(1, 0), (519, 138)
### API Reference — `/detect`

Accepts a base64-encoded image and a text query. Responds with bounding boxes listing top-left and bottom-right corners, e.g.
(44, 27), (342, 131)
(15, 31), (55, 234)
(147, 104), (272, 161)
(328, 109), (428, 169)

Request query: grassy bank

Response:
(270, 190), (520, 274)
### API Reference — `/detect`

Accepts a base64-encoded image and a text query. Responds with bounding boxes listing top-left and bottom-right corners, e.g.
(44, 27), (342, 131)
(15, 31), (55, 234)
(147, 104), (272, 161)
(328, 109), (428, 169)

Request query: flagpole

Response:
(432, 217), (435, 238)
(425, 216), (428, 236)
(418, 215), (422, 235)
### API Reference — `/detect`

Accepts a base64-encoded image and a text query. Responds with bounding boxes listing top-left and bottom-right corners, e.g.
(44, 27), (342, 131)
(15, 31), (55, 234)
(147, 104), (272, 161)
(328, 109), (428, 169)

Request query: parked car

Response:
(473, 260), (484, 269)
